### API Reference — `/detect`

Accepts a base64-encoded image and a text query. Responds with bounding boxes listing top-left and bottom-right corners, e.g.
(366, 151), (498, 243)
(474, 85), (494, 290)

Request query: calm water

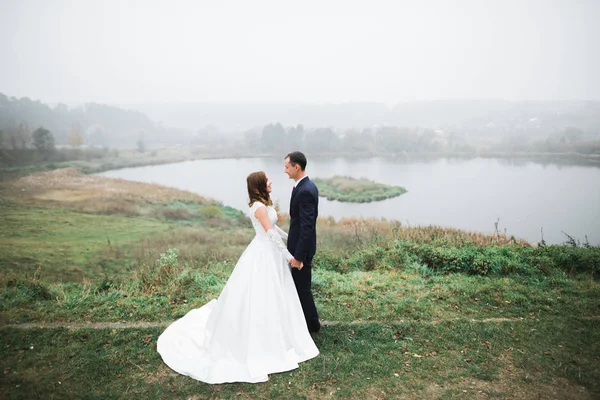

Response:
(99, 157), (600, 245)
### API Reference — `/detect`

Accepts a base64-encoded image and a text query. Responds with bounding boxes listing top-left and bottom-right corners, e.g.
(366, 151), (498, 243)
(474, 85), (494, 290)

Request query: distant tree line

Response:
(0, 93), (157, 150)
(239, 123), (451, 154)
(2, 93), (599, 169)
(220, 123), (599, 156)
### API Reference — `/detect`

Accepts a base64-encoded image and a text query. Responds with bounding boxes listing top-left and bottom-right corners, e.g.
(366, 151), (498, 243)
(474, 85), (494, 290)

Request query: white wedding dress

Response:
(157, 202), (319, 384)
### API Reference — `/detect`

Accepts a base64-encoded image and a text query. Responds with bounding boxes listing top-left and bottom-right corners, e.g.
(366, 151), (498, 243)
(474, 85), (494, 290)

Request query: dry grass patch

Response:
(130, 228), (253, 264)
(35, 189), (99, 202)
(160, 207), (193, 220)
(317, 217), (529, 252)
(6, 167), (212, 207)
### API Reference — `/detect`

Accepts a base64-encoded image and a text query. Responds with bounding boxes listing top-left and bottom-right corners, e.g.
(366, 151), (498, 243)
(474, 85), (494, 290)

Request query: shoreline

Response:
(2, 149), (599, 180)
(88, 150), (600, 175)
(2, 150), (598, 246)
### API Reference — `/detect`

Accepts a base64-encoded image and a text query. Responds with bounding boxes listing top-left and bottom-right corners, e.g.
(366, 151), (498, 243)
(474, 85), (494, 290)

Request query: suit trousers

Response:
(291, 256), (320, 333)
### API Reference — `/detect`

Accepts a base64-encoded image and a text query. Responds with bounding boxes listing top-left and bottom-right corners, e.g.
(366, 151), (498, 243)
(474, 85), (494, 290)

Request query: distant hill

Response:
(2, 93), (598, 152)
(0, 93), (159, 147)
(128, 100), (600, 134)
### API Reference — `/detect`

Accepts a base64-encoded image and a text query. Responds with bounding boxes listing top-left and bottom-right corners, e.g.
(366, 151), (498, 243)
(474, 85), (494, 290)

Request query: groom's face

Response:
(284, 157), (299, 180)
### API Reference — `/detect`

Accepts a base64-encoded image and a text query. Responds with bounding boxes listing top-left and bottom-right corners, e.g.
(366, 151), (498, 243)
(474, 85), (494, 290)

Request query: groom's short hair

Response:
(286, 151), (307, 171)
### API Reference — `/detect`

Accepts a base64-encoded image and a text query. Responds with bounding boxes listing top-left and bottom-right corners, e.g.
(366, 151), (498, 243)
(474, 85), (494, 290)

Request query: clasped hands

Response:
(289, 258), (304, 270)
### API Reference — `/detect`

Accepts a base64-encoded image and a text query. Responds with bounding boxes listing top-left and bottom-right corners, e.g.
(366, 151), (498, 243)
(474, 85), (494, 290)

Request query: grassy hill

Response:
(1, 169), (599, 399)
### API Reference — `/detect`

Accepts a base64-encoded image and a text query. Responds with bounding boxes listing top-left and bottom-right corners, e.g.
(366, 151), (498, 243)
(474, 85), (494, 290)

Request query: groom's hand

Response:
(290, 258), (303, 270)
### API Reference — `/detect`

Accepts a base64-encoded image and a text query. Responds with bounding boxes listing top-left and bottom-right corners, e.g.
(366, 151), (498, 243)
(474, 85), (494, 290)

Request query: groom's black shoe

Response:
(309, 321), (321, 334)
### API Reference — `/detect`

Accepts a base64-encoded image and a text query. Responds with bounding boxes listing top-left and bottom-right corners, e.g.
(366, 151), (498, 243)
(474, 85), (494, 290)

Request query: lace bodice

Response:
(248, 202), (292, 261)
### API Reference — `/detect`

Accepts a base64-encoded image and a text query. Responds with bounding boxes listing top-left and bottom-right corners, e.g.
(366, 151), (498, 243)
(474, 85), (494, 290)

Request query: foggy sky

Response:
(1, 0), (599, 106)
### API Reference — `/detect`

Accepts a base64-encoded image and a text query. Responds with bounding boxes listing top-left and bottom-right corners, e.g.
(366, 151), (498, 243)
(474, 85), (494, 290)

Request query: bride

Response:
(157, 171), (319, 384)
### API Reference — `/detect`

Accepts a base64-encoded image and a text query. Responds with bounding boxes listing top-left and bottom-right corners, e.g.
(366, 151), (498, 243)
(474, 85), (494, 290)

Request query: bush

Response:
(529, 245), (600, 277)
(387, 240), (600, 277)
(346, 245), (388, 271)
(200, 205), (223, 219)
(313, 251), (342, 271)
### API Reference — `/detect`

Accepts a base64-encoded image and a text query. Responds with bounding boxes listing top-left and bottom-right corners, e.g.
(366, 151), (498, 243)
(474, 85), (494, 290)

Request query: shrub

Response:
(388, 240), (600, 277)
(313, 251), (342, 271)
(346, 245), (388, 271)
(529, 245), (600, 277)
(200, 205), (223, 219)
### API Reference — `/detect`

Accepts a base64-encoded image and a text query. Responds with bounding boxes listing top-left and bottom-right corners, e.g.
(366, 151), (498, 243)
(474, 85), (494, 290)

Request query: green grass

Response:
(2, 266), (599, 325)
(0, 204), (165, 280)
(0, 202), (250, 283)
(1, 196), (598, 328)
(0, 203), (174, 282)
(313, 175), (407, 203)
(1, 171), (599, 398)
(1, 318), (598, 399)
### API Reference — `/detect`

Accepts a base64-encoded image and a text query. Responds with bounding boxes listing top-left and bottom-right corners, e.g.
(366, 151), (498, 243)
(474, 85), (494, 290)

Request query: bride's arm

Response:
(274, 224), (288, 239)
(254, 206), (293, 262)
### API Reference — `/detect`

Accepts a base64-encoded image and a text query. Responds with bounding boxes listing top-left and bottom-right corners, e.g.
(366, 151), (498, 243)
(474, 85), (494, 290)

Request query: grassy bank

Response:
(0, 148), (205, 181)
(1, 169), (599, 399)
(312, 176), (407, 203)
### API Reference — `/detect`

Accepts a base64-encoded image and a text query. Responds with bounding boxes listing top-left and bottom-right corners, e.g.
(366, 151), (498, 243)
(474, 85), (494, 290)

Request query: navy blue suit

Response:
(288, 176), (320, 333)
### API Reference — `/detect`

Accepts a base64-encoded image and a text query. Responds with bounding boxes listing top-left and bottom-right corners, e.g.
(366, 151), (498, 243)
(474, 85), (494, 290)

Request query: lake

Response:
(98, 156), (600, 245)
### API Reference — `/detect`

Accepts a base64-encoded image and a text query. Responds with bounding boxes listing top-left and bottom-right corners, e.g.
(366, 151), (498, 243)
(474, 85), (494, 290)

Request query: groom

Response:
(284, 151), (321, 333)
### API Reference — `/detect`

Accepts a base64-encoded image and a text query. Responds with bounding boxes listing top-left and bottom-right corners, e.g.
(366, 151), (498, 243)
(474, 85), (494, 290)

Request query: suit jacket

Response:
(288, 176), (319, 263)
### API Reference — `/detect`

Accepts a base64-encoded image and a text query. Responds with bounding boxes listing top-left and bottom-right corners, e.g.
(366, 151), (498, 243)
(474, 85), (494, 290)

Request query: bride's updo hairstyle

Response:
(247, 171), (273, 207)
